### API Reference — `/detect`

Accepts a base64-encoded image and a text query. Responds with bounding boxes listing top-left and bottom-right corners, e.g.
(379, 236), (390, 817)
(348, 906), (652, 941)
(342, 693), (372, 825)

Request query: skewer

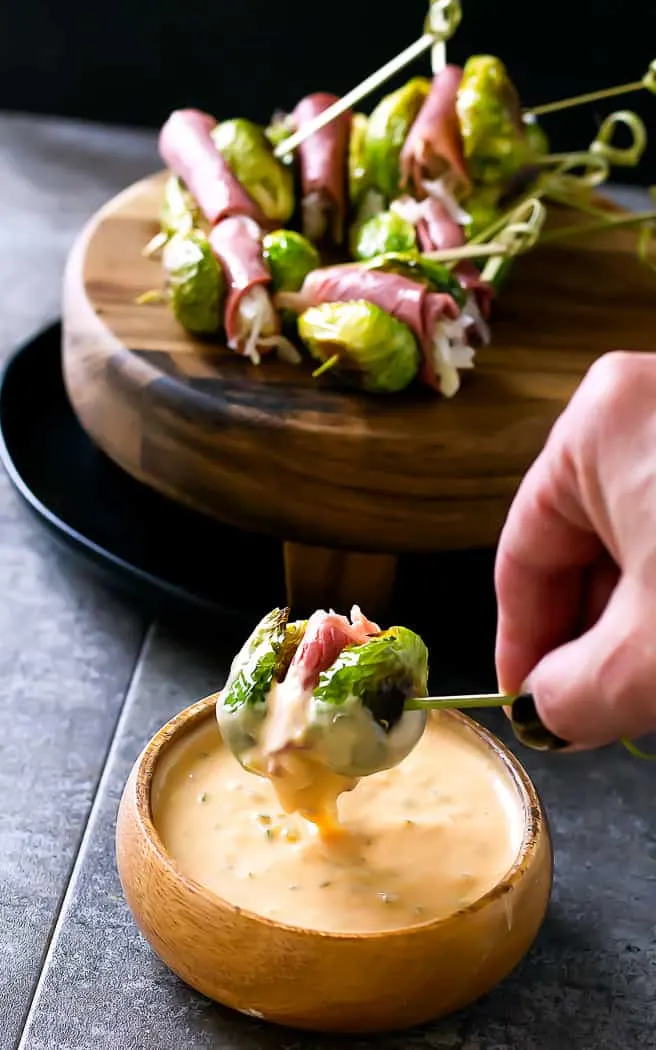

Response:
(525, 59), (656, 118)
(274, 0), (461, 160)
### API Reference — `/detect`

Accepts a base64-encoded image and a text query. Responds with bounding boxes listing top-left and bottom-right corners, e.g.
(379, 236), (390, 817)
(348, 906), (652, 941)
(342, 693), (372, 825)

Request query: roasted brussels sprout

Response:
(212, 118), (295, 223)
(364, 77), (432, 200)
(162, 228), (226, 334)
(348, 112), (370, 206)
(352, 210), (417, 261)
(455, 55), (529, 186)
(216, 606), (429, 788)
(262, 229), (321, 292)
(298, 300), (421, 394)
(362, 250), (467, 308)
(216, 608), (307, 767)
(306, 626), (429, 778)
(160, 175), (199, 238)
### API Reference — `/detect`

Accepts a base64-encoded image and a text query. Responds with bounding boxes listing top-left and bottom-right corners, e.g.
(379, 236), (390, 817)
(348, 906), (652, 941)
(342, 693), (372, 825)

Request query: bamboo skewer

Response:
(274, 0), (461, 160)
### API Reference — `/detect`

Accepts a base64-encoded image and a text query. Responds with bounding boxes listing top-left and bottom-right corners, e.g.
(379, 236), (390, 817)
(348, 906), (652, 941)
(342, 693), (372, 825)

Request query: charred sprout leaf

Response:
(276, 619), (309, 681)
(348, 112), (370, 206)
(353, 210), (417, 260)
(217, 608), (307, 766)
(298, 300), (420, 394)
(363, 250), (467, 308)
(364, 77), (431, 200)
(262, 229), (321, 292)
(163, 229), (226, 335)
(456, 55), (529, 187)
(220, 608), (289, 712)
(313, 627), (429, 717)
(212, 118), (295, 223)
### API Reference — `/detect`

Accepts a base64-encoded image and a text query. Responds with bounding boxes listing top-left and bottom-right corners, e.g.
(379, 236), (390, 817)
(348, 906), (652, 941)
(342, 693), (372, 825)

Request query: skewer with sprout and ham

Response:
(216, 605), (429, 835)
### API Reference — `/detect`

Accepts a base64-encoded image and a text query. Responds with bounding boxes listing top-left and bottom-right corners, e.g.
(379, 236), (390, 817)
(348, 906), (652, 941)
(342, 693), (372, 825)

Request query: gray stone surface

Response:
(16, 620), (656, 1050)
(1, 111), (655, 1050)
(0, 114), (158, 1048)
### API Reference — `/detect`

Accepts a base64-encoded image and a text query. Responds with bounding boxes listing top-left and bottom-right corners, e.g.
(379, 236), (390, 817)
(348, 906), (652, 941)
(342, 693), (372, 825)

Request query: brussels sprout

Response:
(364, 77), (431, 201)
(352, 210), (417, 261)
(212, 118), (295, 223)
(160, 174), (199, 238)
(348, 112), (370, 206)
(262, 229), (320, 292)
(162, 229), (226, 335)
(306, 627), (429, 778)
(362, 250), (467, 308)
(462, 186), (502, 240)
(456, 55), (529, 186)
(216, 608), (307, 767)
(298, 300), (420, 394)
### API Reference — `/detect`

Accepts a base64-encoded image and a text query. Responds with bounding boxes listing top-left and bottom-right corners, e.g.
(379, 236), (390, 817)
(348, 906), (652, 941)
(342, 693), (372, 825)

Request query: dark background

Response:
(2, 0), (655, 184)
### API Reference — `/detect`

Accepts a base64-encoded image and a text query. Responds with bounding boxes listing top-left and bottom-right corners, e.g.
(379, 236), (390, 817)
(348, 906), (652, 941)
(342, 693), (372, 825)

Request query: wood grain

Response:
(116, 694), (553, 1034)
(62, 173), (656, 608)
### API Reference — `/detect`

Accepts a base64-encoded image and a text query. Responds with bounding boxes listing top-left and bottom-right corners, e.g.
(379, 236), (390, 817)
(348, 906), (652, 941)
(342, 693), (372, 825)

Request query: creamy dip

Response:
(153, 713), (522, 934)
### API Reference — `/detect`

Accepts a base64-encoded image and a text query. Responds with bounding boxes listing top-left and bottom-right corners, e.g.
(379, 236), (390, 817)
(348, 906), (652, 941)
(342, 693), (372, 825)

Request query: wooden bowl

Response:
(116, 693), (553, 1034)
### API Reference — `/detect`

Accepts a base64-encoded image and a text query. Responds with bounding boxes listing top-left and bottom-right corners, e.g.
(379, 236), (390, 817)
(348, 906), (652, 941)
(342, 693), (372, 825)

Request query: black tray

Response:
(0, 323), (499, 676)
(0, 323), (287, 625)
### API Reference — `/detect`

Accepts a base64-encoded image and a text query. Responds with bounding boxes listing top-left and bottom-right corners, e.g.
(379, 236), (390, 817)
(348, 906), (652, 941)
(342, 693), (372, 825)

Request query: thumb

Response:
(528, 576), (656, 749)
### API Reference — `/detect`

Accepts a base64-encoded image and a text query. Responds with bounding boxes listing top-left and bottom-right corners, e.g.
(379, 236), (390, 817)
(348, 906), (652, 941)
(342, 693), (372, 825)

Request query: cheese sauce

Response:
(153, 713), (522, 934)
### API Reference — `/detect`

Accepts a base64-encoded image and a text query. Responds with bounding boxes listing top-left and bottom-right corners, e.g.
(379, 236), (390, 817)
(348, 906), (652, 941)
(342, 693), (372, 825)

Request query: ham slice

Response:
(277, 264), (462, 393)
(400, 66), (471, 200)
(289, 607), (381, 692)
(414, 197), (494, 322)
(208, 216), (279, 362)
(292, 93), (352, 244)
(159, 108), (267, 227)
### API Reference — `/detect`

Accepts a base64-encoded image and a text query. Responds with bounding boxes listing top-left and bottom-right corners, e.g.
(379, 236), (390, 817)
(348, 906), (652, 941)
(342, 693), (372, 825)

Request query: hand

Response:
(495, 351), (656, 749)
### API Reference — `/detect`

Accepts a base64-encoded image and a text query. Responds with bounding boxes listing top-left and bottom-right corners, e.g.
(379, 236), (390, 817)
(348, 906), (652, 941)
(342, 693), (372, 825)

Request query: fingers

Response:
(528, 576), (656, 748)
(495, 415), (602, 696)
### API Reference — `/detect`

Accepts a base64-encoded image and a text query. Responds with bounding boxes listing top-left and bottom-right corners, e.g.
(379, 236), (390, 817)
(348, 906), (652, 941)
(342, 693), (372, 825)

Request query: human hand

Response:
(495, 350), (656, 749)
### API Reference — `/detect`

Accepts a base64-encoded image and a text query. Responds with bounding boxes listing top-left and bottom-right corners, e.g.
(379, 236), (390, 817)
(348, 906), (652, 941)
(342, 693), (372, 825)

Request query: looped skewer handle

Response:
(480, 197), (546, 284)
(425, 0), (462, 74)
(590, 110), (648, 168)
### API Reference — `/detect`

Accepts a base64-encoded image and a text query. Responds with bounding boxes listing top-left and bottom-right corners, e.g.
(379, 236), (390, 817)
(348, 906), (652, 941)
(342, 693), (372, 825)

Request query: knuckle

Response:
(582, 351), (654, 417)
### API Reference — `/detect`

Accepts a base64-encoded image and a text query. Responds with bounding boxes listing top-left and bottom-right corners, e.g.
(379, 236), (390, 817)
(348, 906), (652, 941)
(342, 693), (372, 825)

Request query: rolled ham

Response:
(277, 264), (469, 395)
(159, 108), (267, 228)
(291, 93), (352, 245)
(400, 66), (471, 200)
(209, 216), (280, 364)
(288, 607), (381, 693)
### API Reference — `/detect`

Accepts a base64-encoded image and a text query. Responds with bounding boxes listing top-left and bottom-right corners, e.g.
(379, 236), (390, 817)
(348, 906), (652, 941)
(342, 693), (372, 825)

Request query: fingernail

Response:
(509, 691), (571, 753)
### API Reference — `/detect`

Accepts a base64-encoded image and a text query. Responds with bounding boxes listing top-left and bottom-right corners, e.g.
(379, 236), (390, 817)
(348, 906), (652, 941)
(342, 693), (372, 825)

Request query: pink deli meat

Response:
(279, 265), (461, 392)
(416, 197), (493, 319)
(400, 66), (471, 199)
(208, 216), (277, 351)
(159, 108), (267, 227)
(288, 608), (381, 693)
(292, 93), (352, 242)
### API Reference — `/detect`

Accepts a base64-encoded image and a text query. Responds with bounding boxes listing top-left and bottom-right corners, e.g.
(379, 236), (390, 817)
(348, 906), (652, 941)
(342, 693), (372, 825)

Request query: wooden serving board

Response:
(62, 171), (656, 614)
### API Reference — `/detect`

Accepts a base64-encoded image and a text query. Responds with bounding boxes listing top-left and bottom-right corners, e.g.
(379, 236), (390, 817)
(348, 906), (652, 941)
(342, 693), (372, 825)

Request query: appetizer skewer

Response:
(139, 0), (656, 399)
(216, 605), (656, 835)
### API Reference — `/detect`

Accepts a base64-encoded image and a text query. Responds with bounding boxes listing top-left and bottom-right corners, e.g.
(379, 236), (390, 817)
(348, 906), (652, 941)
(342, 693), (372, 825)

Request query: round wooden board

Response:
(62, 172), (656, 611)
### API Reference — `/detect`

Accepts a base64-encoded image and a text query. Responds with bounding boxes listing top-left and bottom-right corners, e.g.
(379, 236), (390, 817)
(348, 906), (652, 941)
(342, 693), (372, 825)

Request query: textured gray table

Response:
(0, 113), (654, 1050)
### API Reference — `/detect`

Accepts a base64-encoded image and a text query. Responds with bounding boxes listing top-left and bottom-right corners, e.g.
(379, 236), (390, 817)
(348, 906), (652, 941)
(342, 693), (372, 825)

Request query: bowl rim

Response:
(128, 692), (549, 942)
